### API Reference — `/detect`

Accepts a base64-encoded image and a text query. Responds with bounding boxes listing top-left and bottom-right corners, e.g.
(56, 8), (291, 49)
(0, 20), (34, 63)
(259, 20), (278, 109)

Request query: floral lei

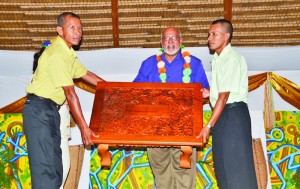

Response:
(156, 45), (192, 83)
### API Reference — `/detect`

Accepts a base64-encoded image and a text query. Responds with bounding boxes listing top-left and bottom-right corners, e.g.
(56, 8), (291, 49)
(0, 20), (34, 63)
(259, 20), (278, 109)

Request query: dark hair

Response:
(212, 19), (233, 42)
(32, 47), (45, 73)
(57, 12), (80, 27)
(33, 40), (51, 73)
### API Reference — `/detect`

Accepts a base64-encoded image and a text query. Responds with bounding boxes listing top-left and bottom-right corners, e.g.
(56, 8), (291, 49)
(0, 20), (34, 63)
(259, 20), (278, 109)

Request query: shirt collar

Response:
(54, 36), (77, 57)
(212, 43), (231, 61)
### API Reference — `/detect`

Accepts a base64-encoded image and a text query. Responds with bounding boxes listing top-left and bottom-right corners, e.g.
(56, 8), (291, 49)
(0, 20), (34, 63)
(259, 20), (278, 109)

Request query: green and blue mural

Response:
(1, 111), (299, 189)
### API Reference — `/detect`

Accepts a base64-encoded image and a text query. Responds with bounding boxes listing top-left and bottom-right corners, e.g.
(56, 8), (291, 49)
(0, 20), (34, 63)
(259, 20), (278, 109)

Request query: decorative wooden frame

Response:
(90, 82), (203, 168)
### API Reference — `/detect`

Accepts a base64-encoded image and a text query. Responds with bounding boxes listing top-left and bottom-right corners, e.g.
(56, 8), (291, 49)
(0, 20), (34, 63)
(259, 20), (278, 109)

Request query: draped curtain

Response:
(1, 72), (299, 128)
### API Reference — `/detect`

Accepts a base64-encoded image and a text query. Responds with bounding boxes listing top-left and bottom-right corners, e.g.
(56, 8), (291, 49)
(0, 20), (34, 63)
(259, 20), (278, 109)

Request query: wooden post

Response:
(224, 0), (232, 21)
(111, 0), (119, 47)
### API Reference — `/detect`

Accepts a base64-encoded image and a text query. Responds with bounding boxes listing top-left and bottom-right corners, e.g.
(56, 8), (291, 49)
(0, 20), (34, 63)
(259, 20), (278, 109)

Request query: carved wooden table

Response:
(90, 82), (203, 168)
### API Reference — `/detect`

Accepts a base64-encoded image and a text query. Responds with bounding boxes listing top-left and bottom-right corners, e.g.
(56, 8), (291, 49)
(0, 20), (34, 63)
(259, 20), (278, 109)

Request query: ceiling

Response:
(0, 0), (299, 51)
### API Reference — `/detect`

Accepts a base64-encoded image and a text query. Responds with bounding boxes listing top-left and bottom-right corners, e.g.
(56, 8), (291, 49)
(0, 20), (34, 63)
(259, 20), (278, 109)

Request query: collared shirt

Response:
(210, 44), (248, 107)
(26, 36), (87, 105)
(133, 50), (209, 89)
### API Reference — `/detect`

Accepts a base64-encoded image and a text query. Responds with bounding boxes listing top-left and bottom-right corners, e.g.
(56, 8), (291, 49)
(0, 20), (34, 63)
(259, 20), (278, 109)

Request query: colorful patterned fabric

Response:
(266, 111), (300, 189)
(1, 111), (299, 189)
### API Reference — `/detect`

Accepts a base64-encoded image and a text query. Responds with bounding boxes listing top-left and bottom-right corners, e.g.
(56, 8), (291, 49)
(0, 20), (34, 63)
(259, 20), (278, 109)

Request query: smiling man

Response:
(133, 27), (209, 189)
(22, 12), (105, 189)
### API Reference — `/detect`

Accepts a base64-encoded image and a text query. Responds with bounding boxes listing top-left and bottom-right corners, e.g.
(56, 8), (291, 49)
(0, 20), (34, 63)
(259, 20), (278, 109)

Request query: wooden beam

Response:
(111, 0), (119, 47)
(224, 0), (232, 21)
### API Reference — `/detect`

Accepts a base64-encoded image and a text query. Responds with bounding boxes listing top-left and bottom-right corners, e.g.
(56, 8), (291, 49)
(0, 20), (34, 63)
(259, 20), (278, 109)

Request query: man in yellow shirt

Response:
(23, 12), (105, 189)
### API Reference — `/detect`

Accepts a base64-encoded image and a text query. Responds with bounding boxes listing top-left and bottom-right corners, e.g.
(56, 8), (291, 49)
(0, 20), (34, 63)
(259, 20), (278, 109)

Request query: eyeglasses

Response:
(162, 36), (181, 42)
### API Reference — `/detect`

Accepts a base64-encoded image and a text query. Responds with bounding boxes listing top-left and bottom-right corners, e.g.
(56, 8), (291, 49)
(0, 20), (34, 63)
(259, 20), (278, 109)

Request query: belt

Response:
(225, 101), (246, 109)
(28, 94), (61, 110)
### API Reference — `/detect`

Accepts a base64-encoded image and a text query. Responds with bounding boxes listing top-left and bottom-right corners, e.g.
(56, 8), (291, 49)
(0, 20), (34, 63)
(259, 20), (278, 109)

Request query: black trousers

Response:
(212, 102), (258, 189)
(22, 95), (62, 189)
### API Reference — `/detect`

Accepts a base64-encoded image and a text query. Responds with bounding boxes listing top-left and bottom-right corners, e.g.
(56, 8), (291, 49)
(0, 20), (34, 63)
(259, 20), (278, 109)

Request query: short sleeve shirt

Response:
(133, 49), (209, 89)
(26, 36), (87, 105)
(210, 44), (248, 107)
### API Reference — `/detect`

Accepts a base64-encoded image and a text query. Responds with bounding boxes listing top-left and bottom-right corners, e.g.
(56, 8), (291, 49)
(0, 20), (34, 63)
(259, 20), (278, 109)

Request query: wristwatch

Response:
(206, 124), (212, 130)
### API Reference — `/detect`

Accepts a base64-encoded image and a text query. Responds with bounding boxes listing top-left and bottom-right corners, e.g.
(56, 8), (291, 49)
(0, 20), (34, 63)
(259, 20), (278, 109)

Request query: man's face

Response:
(57, 15), (82, 48)
(208, 23), (229, 55)
(160, 28), (182, 56)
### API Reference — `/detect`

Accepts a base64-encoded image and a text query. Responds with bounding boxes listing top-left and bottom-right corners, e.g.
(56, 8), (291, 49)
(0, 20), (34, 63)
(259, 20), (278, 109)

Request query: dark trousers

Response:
(212, 102), (258, 189)
(22, 95), (62, 189)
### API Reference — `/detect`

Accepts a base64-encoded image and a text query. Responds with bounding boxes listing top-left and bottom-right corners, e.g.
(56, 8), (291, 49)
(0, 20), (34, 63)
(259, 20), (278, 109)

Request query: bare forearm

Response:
(63, 85), (96, 145)
(197, 91), (229, 143)
(66, 90), (87, 130)
(82, 71), (105, 86)
(207, 92), (230, 127)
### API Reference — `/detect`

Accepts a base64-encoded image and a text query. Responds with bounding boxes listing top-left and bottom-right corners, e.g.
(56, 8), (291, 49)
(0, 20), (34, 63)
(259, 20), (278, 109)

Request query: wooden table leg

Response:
(97, 144), (112, 167)
(180, 146), (193, 168)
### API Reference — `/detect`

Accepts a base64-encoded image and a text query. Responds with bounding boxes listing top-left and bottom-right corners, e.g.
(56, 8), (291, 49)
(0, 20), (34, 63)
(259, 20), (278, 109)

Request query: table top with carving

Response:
(90, 82), (204, 147)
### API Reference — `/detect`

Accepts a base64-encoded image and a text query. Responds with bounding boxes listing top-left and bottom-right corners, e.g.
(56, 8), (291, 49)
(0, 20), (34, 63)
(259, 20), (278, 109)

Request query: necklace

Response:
(156, 45), (192, 83)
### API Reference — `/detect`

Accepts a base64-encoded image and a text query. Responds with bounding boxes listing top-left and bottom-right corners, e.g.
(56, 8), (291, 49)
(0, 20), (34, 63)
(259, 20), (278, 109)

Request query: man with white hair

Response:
(134, 26), (209, 189)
